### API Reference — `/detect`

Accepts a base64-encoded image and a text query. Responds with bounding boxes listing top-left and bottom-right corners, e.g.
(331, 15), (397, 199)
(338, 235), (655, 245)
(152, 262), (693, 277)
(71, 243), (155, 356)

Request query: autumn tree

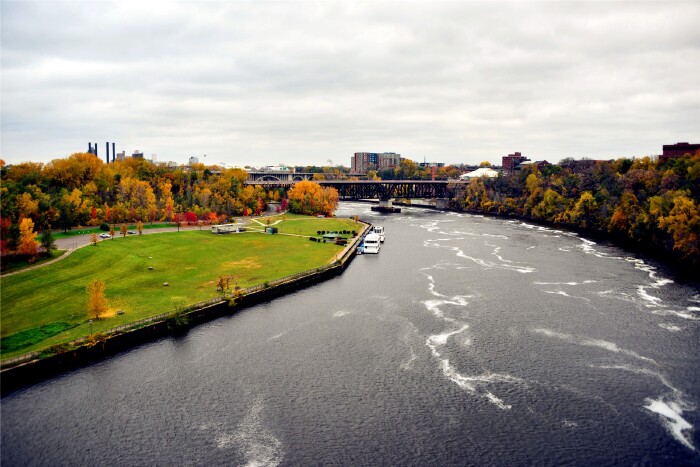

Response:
(86, 279), (108, 319)
(287, 181), (339, 216)
(137, 220), (144, 235)
(18, 217), (38, 257)
(658, 192), (700, 260)
(120, 223), (128, 236)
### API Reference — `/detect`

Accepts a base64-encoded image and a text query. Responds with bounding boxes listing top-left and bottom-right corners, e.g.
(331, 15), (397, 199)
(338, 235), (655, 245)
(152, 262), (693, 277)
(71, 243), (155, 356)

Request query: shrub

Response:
(99, 223), (110, 231)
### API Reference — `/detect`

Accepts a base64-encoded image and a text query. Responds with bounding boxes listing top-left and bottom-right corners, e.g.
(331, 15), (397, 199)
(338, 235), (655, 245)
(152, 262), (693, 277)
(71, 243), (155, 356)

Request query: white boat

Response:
(372, 225), (385, 243)
(363, 233), (381, 254)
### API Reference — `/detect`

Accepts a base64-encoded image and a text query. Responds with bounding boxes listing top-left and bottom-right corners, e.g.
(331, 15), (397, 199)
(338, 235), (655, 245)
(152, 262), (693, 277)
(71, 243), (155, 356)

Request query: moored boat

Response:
(362, 233), (381, 254)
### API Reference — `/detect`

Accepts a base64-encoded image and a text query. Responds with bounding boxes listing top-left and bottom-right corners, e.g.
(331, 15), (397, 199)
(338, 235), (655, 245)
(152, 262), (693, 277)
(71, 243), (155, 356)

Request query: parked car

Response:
(127, 231), (136, 235)
(99, 233), (111, 239)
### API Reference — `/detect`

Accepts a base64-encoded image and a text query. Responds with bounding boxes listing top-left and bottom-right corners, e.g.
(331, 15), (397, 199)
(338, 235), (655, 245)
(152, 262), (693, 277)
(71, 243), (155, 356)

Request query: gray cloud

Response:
(2, 1), (698, 166)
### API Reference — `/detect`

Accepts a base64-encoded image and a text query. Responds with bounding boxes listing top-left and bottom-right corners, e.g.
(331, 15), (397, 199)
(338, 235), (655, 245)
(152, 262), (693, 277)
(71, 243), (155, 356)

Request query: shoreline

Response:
(387, 199), (699, 282)
(1, 222), (371, 395)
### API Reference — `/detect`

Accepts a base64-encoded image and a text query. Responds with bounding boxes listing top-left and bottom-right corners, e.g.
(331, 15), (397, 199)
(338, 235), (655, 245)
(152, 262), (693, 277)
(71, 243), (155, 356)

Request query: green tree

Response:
(40, 229), (56, 252)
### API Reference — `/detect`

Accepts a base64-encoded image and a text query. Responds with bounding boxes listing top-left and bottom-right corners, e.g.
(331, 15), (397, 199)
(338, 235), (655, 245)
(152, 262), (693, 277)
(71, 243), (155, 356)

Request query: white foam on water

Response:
(534, 280), (597, 286)
(651, 308), (700, 321)
(658, 323), (683, 332)
(532, 328), (657, 364)
(538, 289), (591, 302)
(558, 247), (572, 252)
(645, 398), (695, 451)
(436, 357), (516, 410)
(401, 348), (418, 371)
(427, 324), (470, 349)
(688, 306), (700, 312)
(526, 245), (536, 250)
(266, 319), (317, 341)
(423, 238), (535, 273)
(231, 399), (284, 466)
(332, 310), (351, 318)
(267, 331), (287, 341)
(420, 272), (522, 410)
(595, 364), (696, 451)
(595, 289), (638, 304)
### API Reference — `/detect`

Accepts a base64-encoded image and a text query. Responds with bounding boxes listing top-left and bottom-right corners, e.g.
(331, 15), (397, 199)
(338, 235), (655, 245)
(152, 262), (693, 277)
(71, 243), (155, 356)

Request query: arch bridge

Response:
(246, 171), (314, 183)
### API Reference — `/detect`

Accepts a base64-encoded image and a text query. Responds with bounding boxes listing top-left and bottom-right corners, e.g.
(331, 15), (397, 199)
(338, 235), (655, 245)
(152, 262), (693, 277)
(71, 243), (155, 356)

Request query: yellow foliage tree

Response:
(658, 193), (700, 260)
(17, 192), (39, 219)
(86, 279), (108, 319)
(18, 217), (38, 256)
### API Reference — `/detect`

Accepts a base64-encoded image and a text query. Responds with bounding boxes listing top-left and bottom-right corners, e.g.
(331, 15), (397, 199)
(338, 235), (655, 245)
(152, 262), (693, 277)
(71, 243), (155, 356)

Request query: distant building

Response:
(660, 142), (700, 163)
(502, 152), (530, 175)
(132, 151), (144, 159)
(418, 161), (445, 168)
(351, 152), (402, 173)
(459, 167), (500, 180)
(189, 156), (199, 165)
(116, 151), (126, 161)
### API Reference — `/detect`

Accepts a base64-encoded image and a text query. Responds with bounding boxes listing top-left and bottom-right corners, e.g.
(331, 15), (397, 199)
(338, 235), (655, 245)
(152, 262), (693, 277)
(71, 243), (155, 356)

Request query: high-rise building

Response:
(189, 156), (199, 165)
(351, 152), (402, 173)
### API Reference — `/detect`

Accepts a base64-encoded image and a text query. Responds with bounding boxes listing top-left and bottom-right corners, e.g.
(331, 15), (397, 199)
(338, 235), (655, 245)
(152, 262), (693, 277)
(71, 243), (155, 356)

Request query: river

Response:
(2, 203), (699, 466)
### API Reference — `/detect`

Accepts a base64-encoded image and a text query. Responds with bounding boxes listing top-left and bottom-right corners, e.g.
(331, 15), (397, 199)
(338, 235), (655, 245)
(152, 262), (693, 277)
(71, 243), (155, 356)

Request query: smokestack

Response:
(88, 142), (92, 154)
(112, 143), (116, 163)
(106, 142), (110, 164)
(95, 143), (98, 157)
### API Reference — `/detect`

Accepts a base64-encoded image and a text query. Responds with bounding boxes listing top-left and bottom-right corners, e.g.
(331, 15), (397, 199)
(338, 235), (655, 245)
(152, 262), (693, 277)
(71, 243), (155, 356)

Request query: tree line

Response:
(459, 152), (700, 267)
(0, 154), (339, 260)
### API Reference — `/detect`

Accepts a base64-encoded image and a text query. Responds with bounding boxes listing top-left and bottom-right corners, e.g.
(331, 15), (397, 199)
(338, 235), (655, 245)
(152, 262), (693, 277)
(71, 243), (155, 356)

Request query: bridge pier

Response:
(435, 198), (449, 209)
(371, 198), (401, 213)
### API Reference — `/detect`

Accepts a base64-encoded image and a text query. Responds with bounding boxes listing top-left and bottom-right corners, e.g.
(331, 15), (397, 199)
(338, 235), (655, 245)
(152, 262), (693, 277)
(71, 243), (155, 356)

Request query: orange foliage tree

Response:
(287, 181), (339, 217)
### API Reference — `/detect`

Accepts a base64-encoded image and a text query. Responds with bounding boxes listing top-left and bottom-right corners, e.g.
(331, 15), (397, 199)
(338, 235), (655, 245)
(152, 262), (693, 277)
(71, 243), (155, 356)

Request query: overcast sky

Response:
(2, 1), (698, 167)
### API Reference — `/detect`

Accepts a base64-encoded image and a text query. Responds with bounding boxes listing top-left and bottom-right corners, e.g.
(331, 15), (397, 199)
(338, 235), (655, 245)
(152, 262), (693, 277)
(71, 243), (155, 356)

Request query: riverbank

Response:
(0, 221), (370, 395)
(390, 199), (698, 280)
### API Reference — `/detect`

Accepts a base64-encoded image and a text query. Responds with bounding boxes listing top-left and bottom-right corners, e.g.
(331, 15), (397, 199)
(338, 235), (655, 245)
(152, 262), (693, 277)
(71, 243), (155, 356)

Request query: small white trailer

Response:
(211, 224), (245, 234)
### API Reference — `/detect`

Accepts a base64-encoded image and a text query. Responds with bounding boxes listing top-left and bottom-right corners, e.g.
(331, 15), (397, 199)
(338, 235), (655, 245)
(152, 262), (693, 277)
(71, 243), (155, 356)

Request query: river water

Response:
(2, 203), (699, 466)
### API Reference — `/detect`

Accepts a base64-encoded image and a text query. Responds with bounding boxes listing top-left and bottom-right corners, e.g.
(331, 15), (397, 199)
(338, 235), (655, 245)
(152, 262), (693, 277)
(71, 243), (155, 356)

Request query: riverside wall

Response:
(1, 222), (371, 395)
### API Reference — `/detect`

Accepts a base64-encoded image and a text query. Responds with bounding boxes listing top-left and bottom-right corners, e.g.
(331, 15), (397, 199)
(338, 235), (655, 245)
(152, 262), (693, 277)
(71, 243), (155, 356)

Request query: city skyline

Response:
(2, 1), (699, 166)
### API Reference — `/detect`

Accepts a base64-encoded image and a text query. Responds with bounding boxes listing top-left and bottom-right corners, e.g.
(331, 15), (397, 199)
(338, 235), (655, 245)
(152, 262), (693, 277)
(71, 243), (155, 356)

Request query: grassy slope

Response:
(1, 216), (360, 358)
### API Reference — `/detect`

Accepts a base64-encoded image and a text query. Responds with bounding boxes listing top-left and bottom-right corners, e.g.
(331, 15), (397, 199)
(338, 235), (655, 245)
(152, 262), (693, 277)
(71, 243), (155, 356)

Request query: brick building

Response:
(660, 142), (700, 163)
(501, 152), (530, 175)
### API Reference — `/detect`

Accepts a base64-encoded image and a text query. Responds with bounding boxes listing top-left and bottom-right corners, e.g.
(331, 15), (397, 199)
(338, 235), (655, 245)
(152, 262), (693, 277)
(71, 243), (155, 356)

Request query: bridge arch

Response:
(254, 175), (283, 182)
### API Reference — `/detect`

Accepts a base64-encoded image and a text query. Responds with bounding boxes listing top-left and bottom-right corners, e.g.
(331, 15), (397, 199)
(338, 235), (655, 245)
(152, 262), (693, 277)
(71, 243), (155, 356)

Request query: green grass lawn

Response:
(0, 249), (67, 275)
(1, 216), (358, 359)
(254, 213), (363, 237)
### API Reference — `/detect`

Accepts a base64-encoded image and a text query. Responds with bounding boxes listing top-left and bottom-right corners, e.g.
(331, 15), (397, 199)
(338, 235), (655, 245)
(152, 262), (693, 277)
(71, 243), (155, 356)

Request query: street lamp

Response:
(89, 319), (93, 336)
